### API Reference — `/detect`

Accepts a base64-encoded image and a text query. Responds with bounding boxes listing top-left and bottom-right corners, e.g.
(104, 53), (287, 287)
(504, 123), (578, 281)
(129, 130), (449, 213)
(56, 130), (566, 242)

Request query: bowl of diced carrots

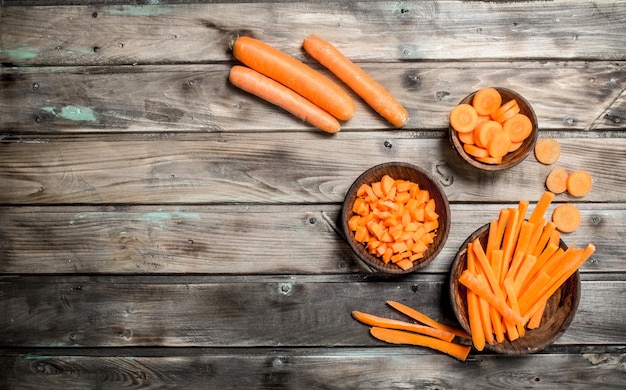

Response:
(449, 87), (538, 171)
(448, 194), (595, 354)
(341, 162), (451, 275)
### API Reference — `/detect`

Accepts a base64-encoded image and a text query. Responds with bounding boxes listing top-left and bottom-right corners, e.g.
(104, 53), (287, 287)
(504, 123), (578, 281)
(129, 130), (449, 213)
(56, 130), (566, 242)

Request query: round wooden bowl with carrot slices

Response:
(341, 162), (451, 275)
(448, 224), (581, 355)
(449, 87), (538, 171)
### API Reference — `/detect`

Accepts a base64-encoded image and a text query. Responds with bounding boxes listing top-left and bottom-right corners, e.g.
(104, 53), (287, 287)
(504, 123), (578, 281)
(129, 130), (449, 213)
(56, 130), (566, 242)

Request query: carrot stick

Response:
(528, 191), (555, 224)
(485, 220), (499, 260)
(302, 35), (409, 128)
(471, 239), (503, 299)
(466, 243), (486, 350)
(503, 277), (525, 338)
(478, 292), (495, 344)
(370, 327), (472, 361)
(512, 220), (534, 263)
(386, 301), (470, 339)
(228, 65), (342, 133)
(500, 208), (520, 281)
(526, 218), (546, 257)
(231, 36), (355, 121)
(513, 254), (537, 295)
(527, 300), (546, 329)
(458, 270), (523, 326)
(531, 221), (556, 257)
(492, 208), (510, 255)
(351, 311), (455, 342)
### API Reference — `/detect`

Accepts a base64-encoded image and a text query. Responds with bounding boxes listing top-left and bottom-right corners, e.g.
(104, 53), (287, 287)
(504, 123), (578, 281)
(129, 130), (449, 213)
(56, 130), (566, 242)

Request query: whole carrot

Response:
(231, 36), (355, 121)
(229, 65), (341, 133)
(303, 35), (409, 128)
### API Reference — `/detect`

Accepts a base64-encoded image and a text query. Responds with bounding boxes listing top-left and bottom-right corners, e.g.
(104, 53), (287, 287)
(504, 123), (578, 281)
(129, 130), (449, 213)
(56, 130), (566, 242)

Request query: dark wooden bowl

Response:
(449, 223), (581, 354)
(449, 87), (538, 171)
(341, 162), (451, 275)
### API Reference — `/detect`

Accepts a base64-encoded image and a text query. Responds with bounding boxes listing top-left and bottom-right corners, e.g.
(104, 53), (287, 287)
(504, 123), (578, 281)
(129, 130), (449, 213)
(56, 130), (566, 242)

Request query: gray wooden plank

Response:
(1, 348), (624, 389)
(1, 134), (624, 204)
(0, 276), (624, 347)
(1, 62), (624, 132)
(1, 1), (625, 65)
(0, 203), (621, 274)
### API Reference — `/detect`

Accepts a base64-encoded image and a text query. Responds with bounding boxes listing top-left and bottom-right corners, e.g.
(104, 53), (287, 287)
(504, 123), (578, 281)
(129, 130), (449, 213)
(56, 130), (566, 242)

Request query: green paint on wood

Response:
(0, 48), (38, 60)
(42, 105), (97, 122)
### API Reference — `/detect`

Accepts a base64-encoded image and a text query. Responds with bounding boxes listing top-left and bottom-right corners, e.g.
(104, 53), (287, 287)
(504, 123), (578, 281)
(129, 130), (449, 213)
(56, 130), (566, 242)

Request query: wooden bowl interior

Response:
(449, 223), (581, 354)
(341, 162), (451, 275)
(449, 87), (538, 171)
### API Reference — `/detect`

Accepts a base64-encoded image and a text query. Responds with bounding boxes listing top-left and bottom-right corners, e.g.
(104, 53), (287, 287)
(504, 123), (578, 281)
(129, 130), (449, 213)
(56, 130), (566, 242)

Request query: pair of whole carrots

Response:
(229, 35), (408, 133)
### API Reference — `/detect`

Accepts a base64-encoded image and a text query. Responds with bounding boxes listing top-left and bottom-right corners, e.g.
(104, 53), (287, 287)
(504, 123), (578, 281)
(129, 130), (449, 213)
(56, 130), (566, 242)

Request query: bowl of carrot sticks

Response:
(448, 193), (596, 354)
(449, 87), (538, 171)
(341, 162), (451, 275)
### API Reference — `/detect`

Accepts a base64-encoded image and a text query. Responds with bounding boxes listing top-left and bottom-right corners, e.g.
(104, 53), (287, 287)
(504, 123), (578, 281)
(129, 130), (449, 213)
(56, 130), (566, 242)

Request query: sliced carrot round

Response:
(491, 99), (520, 123)
(503, 113), (533, 142)
(545, 167), (569, 194)
(475, 120), (503, 149)
(552, 204), (581, 233)
(487, 129), (512, 159)
(472, 88), (502, 116)
(464, 143), (489, 158)
(475, 155), (503, 165)
(534, 138), (561, 165)
(450, 104), (478, 133)
(458, 129), (475, 145)
(508, 140), (523, 152)
(566, 171), (592, 197)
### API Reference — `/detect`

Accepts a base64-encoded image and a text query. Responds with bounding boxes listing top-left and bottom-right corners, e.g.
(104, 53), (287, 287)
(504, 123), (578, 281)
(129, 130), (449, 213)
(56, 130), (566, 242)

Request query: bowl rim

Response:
(448, 87), (538, 171)
(341, 161), (451, 275)
(448, 222), (581, 354)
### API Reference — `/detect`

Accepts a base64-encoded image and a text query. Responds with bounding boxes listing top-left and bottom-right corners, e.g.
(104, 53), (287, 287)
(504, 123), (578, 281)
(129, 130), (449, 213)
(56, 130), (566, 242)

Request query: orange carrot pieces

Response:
(545, 167), (569, 194)
(552, 204), (581, 233)
(487, 128), (512, 159)
(566, 171), (593, 197)
(491, 99), (520, 124)
(526, 300), (546, 329)
(370, 327), (472, 361)
(302, 35), (408, 128)
(458, 270), (523, 326)
(351, 311), (456, 342)
(386, 301), (470, 339)
(450, 103), (478, 133)
(475, 120), (503, 148)
(503, 113), (533, 143)
(228, 65), (341, 133)
(463, 143), (489, 158)
(231, 36), (355, 121)
(528, 191), (555, 224)
(534, 138), (561, 165)
(472, 87), (502, 116)
(503, 277), (525, 338)
(466, 243), (486, 350)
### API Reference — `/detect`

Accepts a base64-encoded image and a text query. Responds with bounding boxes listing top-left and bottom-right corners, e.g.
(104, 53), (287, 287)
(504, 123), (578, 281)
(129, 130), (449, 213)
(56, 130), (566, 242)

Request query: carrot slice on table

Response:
(370, 327), (472, 361)
(302, 35), (409, 128)
(566, 171), (593, 197)
(503, 113), (533, 143)
(472, 88), (502, 116)
(351, 311), (455, 342)
(534, 138), (561, 165)
(552, 204), (581, 233)
(231, 36), (355, 121)
(228, 66), (341, 133)
(545, 167), (569, 194)
(450, 103), (478, 133)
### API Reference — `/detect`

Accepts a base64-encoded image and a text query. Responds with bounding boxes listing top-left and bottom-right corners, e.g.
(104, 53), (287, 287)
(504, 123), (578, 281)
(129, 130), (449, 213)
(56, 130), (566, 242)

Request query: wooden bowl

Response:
(449, 223), (581, 354)
(449, 87), (538, 171)
(341, 162), (451, 275)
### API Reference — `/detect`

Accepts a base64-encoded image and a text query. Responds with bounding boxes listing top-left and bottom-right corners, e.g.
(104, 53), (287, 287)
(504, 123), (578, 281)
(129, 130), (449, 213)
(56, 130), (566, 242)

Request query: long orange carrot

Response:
(228, 66), (342, 133)
(370, 327), (471, 361)
(386, 301), (470, 339)
(303, 35), (409, 128)
(466, 243), (485, 350)
(351, 311), (456, 342)
(528, 191), (555, 224)
(231, 36), (356, 121)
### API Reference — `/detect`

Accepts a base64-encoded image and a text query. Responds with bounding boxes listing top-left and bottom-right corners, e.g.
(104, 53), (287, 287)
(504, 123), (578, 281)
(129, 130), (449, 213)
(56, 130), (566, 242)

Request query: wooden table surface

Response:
(1, 1), (625, 388)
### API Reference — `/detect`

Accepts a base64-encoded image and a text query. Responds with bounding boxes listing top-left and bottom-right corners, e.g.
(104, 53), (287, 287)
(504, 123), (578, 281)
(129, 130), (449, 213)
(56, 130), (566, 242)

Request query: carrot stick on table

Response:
(370, 327), (472, 361)
(231, 36), (356, 121)
(228, 65), (341, 134)
(351, 311), (456, 342)
(386, 301), (470, 339)
(302, 35), (409, 128)
(528, 191), (555, 224)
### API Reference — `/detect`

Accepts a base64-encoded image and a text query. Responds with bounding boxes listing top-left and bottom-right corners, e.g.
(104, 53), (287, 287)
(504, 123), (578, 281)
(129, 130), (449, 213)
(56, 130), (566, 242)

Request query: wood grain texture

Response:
(1, 1), (625, 65)
(0, 276), (623, 347)
(1, 63), (624, 132)
(1, 134), (624, 204)
(1, 348), (624, 389)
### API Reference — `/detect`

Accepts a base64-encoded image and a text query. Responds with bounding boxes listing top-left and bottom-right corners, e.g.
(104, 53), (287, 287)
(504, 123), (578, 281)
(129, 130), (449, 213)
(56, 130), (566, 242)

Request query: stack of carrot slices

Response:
(347, 174), (439, 271)
(458, 191), (595, 351)
(450, 88), (533, 164)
